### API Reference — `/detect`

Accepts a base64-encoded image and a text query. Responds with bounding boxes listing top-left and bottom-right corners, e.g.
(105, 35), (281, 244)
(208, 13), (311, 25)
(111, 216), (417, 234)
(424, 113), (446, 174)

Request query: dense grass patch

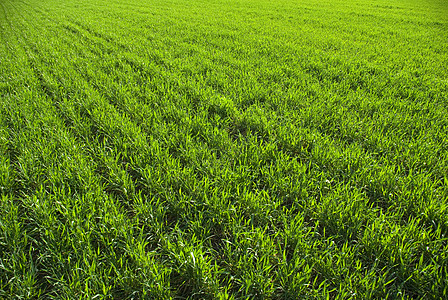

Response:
(1, 0), (447, 298)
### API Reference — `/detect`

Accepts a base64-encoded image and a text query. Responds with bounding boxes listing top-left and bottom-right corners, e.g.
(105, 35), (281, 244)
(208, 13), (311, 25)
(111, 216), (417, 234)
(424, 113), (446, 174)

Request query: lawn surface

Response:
(0, 0), (447, 298)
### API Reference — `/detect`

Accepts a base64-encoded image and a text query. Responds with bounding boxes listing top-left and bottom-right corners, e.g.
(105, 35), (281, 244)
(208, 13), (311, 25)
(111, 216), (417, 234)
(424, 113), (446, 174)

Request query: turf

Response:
(0, 0), (447, 298)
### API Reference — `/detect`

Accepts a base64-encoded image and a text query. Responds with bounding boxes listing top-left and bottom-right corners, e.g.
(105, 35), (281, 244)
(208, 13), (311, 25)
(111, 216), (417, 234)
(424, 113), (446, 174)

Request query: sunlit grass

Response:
(1, 0), (447, 298)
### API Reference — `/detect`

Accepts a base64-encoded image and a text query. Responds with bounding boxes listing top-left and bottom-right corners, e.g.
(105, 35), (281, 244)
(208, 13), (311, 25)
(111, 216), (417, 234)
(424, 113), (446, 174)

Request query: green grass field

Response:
(1, 0), (447, 298)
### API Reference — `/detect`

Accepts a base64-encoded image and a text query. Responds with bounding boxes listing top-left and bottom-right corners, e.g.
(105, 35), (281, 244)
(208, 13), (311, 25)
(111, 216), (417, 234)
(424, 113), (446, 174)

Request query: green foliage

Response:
(0, 0), (447, 298)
